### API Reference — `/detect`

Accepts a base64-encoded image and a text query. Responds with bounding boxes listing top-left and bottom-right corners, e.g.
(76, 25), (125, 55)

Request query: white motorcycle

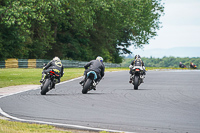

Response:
(129, 65), (145, 90)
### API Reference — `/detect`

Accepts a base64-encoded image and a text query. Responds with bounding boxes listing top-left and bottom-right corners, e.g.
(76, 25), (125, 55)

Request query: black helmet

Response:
(135, 55), (141, 59)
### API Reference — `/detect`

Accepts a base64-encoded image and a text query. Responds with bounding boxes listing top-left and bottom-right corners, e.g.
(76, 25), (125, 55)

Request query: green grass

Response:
(0, 68), (128, 88)
(0, 68), (85, 88)
(145, 67), (189, 70)
(0, 67), (189, 88)
(0, 119), (71, 133)
(0, 119), (110, 133)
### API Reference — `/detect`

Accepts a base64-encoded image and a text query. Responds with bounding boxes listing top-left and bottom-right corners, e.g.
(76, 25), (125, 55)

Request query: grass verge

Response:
(0, 119), (71, 133)
(0, 67), (189, 88)
(145, 67), (189, 70)
(0, 119), (109, 133)
(0, 68), (85, 88)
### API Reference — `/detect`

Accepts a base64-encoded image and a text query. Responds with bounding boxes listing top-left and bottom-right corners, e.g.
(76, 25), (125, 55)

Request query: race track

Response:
(0, 70), (200, 133)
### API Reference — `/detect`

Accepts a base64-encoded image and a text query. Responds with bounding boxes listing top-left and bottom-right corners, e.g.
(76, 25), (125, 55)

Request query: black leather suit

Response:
(84, 60), (105, 82)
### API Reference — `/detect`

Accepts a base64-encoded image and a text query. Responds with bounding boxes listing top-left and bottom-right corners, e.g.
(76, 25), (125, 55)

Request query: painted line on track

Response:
(0, 87), (40, 99)
(0, 73), (135, 133)
(0, 108), (133, 133)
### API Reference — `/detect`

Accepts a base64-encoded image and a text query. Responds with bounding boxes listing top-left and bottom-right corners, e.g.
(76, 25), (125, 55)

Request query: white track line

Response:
(0, 108), (133, 133)
(0, 73), (135, 133)
(0, 87), (40, 99)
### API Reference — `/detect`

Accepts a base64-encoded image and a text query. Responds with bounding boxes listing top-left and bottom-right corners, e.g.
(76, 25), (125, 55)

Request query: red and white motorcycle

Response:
(129, 65), (145, 90)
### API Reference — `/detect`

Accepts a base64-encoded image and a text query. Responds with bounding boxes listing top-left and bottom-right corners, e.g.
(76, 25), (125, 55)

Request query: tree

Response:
(0, 0), (164, 63)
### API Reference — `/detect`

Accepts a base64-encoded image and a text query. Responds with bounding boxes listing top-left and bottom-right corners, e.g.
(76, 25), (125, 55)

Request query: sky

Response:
(129, 0), (200, 57)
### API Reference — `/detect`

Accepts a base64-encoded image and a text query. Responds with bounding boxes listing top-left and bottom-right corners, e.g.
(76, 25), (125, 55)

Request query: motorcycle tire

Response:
(82, 79), (92, 94)
(134, 76), (139, 90)
(41, 79), (51, 95)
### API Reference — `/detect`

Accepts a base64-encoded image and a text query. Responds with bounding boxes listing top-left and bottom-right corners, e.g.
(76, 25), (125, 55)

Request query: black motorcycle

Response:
(190, 64), (197, 69)
(130, 66), (145, 90)
(82, 71), (98, 94)
(40, 69), (59, 95)
(179, 64), (186, 68)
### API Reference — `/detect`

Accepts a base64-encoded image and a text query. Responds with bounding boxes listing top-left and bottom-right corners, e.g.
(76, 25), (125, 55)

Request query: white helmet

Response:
(96, 56), (103, 62)
(53, 56), (60, 61)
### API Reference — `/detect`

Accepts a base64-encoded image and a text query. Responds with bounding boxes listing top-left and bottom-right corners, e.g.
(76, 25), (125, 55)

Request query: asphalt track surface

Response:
(0, 70), (200, 133)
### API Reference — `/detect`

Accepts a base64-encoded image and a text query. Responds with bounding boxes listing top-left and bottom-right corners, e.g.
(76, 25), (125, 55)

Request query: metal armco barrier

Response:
(0, 59), (121, 68)
(0, 61), (5, 68)
(18, 59), (28, 68)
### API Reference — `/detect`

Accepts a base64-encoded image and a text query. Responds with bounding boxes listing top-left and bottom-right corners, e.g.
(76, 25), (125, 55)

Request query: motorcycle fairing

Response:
(86, 71), (97, 80)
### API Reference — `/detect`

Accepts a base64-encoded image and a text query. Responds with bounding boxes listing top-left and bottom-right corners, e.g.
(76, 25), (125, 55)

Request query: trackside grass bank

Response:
(0, 68), (84, 88)
(0, 119), (109, 133)
(0, 67), (189, 88)
(0, 68), (127, 88)
(0, 119), (70, 133)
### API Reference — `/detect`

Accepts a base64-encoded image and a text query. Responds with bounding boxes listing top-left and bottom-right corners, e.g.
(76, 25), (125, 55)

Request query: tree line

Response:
(121, 56), (200, 68)
(0, 0), (164, 63)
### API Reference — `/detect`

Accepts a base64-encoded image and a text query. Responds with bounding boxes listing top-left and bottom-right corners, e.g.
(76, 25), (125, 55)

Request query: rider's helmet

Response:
(135, 55), (141, 59)
(96, 56), (103, 62)
(53, 56), (61, 61)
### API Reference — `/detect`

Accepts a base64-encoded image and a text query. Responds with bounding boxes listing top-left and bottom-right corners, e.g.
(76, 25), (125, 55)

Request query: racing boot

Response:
(79, 80), (84, 85)
(53, 78), (60, 84)
(40, 74), (46, 83)
(93, 86), (96, 90)
(79, 79), (85, 86)
(52, 83), (55, 89)
(79, 76), (86, 86)
(57, 78), (60, 83)
(92, 86), (96, 90)
(129, 75), (133, 83)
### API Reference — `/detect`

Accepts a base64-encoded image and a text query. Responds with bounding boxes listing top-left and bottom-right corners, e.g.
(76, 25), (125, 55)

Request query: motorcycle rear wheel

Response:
(134, 76), (139, 90)
(82, 79), (92, 94)
(41, 79), (51, 95)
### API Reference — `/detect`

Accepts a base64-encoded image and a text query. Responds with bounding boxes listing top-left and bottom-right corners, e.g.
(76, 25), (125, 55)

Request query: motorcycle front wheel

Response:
(82, 79), (92, 94)
(134, 76), (139, 90)
(41, 79), (51, 95)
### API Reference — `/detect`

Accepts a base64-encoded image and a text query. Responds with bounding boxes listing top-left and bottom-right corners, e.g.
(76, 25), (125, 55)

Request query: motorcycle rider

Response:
(190, 62), (197, 69)
(129, 55), (146, 83)
(40, 56), (64, 89)
(179, 62), (186, 68)
(79, 56), (105, 88)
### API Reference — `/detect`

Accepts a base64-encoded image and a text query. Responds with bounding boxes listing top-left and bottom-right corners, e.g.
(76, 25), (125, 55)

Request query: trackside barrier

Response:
(18, 59), (28, 68)
(5, 58), (18, 68)
(0, 59), (121, 68)
(36, 59), (49, 68)
(28, 59), (36, 68)
(0, 61), (5, 68)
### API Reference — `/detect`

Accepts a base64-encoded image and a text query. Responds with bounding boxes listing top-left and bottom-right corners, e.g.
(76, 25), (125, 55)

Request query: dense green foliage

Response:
(122, 56), (200, 68)
(0, 0), (164, 63)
